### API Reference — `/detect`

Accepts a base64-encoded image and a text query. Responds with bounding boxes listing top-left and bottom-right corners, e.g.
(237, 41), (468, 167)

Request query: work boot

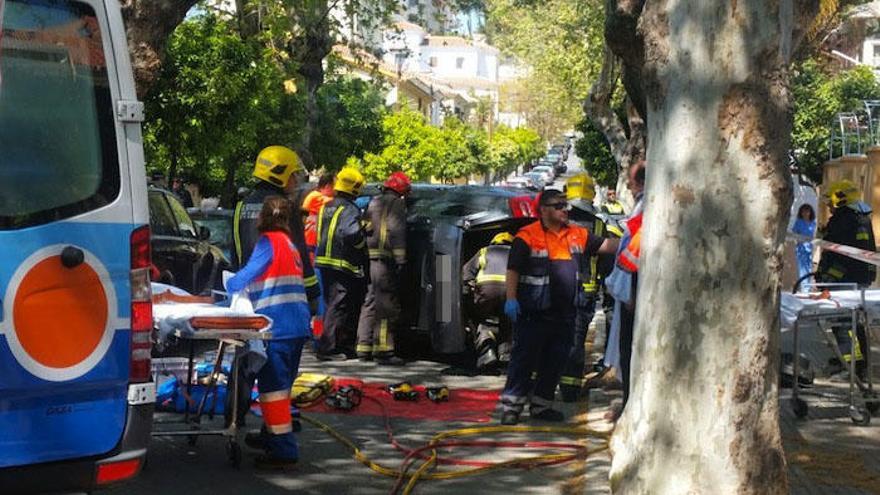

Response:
(530, 408), (565, 422)
(500, 411), (520, 425)
(316, 351), (347, 362)
(357, 353), (373, 362)
(376, 356), (406, 366)
(254, 454), (298, 471)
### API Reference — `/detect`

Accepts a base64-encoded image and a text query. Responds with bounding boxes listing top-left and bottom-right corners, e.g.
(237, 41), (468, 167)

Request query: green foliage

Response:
(312, 77), (387, 172)
(143, 12), (388, 202)
(485, 0), (604, 139)
(575, 118), (617, 187)
(792, 59), (880, 182)
(357, 106), (544, 182)
(143, 13), (298, 201)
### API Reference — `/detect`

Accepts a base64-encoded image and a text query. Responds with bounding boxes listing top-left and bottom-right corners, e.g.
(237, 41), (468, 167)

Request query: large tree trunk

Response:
(609, 1), (818, 493)
(288, 1), (333, 171)
(582, 46), (646, 207)
(120, 0), (199, 98)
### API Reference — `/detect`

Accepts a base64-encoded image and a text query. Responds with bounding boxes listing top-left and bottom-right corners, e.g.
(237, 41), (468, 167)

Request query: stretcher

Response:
(780, 284), (879, 425)
(150, 286), (272, 467)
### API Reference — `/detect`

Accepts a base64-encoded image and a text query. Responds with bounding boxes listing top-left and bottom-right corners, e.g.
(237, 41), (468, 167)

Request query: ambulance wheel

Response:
(850, 407), (871, 426)
(227, 439), (242, 468)
(792, 398), (808, 419)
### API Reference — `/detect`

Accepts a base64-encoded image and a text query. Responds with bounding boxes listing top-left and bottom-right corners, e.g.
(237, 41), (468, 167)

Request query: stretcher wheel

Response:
(850, 408), (871, 426)
(792, 398), (808, 419)
(226, 439), (242, 468)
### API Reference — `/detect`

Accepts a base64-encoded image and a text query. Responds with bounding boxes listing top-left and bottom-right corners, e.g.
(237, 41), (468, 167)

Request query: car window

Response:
(0, 0), (120, 230)
(149, 192), (178, 237)
(166, 194), (198, 238)
(194, 217), (232, 248)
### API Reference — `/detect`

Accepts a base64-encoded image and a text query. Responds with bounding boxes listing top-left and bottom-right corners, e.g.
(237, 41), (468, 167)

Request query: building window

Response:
(429, 57), (438, 67)
(456, 57), (464, 69)
(873, 44), (880, 67)
(395, 53), (408, 70)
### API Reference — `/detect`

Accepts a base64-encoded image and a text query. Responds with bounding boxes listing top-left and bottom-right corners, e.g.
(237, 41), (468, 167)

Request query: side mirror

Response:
(198, 225), (211, 240)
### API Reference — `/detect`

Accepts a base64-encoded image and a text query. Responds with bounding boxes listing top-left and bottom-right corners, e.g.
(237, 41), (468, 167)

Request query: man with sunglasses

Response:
(499, 190), (619, 425)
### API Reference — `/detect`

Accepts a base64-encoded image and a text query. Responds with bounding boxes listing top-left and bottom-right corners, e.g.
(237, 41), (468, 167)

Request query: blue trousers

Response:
(500, 314), (574, 415)
(258, 337), (307, 460)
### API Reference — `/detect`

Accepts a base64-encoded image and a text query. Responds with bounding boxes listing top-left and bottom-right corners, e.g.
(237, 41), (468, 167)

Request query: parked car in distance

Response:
(523, 172), (548, 189)
(532, 165), (556, 183)
(188, 207), (237, 270)
(149, 188), (231, 295)
(550, 143), (568, 161)
(503, 177), (538, 190)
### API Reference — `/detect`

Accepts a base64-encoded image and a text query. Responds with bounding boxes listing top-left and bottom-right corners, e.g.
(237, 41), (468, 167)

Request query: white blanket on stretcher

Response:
(779, 290), (880, 330)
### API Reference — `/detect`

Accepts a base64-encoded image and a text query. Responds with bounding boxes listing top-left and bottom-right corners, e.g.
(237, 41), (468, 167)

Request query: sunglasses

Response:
(543, 202), (570, 211)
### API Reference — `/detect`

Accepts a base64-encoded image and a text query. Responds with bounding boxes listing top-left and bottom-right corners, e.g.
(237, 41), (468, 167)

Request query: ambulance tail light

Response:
(130, 225), (152, 383)
(96, 458), (142, 485)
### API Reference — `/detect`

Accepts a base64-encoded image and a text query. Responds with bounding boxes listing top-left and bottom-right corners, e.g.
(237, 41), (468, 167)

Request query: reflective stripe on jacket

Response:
(365, 191), (407, 265)
(246, 231), (311, 339)
(515, 221), (591, 312)
(463, 244), (509, 309)
(315, 196), (368, 277)
(233, 183), (320, 302)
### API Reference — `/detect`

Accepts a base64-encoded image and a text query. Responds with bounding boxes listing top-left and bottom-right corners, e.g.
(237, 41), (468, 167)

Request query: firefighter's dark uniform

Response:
(233, 182), (321, 304)
(500, 221), (605, 418)
(462, 243), (511, 370)
(557, 216), (609, 401)
(356, 189), (407, 359)
(315, 193), (368, 356)
(817, 201), (876, 372)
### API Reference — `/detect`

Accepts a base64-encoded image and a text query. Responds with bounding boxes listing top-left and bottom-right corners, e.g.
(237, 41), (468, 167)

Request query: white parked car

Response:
(505, 177), (538, 190)
(532, 165), (555, 183)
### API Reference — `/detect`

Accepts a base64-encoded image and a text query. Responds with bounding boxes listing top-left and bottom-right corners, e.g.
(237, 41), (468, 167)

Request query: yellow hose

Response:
(299, 415), (611, 494)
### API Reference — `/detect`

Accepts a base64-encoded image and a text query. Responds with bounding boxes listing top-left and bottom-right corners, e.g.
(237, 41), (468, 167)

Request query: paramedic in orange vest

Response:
(226, 196), (311, 470)
(500, 190), (619, 425)
(302, 173), (335, 262)
(615, 162), (645, 416)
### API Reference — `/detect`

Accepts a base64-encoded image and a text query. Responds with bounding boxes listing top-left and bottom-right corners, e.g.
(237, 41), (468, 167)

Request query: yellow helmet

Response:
(334, 166), (365, 196)
(826, 179), (861, 208)
(491, 232), (514, 245)
(565, 173), (595, 201)
(253, 146), (303, 188)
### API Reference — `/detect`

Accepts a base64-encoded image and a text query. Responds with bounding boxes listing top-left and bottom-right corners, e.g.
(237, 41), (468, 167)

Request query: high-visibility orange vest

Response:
(303, 189), (332, 249)
(617, 212), (643, 273)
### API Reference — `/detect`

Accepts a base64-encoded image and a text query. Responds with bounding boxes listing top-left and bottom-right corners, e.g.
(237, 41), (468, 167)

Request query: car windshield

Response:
(0, 0), (119, 229)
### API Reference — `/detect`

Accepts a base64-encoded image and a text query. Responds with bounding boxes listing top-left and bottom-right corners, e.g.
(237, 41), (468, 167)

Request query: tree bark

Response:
(609, 1), (818, 493)
(582, 45), (646, 206)
(120, 0), (199, 98)
(287, 1), (333, 171)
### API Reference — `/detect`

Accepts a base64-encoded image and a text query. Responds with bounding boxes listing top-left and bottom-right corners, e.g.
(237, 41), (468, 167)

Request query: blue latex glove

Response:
(504, 299), (520, 323)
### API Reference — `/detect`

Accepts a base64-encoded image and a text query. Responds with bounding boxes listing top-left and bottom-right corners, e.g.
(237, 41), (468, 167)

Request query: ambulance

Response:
(0, 0), (154, 492)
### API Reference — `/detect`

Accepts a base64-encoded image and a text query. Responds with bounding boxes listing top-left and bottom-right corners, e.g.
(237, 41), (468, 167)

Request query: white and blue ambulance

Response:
(0, 0), (154, 492)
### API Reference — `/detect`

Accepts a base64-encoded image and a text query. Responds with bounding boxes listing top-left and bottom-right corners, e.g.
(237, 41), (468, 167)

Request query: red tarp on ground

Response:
(302, 378), (501, 423)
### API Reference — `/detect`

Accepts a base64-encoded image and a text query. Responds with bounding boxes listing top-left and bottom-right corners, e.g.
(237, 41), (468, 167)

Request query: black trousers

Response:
(318, 269), (366, 355)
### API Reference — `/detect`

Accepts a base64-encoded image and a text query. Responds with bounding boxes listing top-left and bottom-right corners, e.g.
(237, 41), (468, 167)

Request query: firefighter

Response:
(233, 145), (320, 309)
(315, 166), (368, 360)
(500, 190), (619, 425)
(462, 232), (514, 372)
(302, 173), (335, 262)
(817, 179), (876, 378)
(227, 196), (311, 470)
(356, 172), (412, 365)
(558, 175), (602, 402)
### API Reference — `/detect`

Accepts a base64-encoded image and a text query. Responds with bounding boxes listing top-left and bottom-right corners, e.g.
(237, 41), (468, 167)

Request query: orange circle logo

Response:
(14, 256), (108, 368)
(2, 245), (119, 381)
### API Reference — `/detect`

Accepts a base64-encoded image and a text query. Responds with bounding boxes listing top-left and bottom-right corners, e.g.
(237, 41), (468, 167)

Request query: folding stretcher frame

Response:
(150, 314), (272, 468)
(789, 284), (879, 425)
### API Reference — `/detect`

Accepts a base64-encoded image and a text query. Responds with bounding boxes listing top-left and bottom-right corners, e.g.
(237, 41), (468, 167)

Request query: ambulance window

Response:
(166, 193), (198, 238)
(0, 0), (120, 230)
(149, 192), (178, 237)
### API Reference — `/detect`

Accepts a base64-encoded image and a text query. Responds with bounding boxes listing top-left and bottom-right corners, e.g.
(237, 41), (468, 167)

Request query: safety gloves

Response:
(504, 299), (521, 323)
